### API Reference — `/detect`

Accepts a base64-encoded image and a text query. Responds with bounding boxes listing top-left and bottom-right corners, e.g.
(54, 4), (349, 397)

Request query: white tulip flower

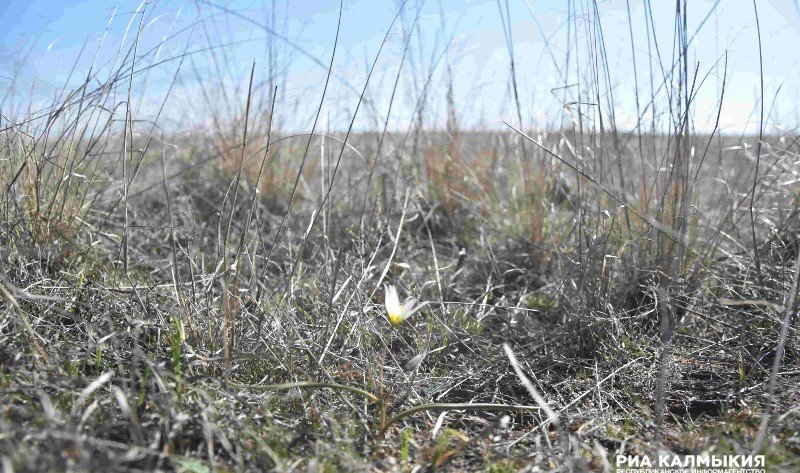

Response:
(384, 285), (423, 327)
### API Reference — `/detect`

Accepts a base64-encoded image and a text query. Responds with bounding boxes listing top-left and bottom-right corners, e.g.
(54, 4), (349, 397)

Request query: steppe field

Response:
(1, 1), (799, 471)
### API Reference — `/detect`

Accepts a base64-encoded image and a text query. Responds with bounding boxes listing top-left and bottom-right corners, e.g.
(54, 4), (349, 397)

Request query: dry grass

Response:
(1, 1), (799, 471)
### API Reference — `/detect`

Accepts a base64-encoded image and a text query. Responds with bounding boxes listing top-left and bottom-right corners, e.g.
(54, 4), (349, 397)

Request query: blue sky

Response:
(1, 0), (799, 134)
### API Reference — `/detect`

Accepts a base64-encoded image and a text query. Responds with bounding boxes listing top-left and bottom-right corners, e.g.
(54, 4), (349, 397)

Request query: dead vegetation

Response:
(1, 1), (800, 471)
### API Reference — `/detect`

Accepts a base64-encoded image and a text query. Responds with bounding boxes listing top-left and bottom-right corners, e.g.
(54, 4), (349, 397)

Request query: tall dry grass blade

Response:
(748, 0), (766, 289)
(221, 61), (257, 381)
(503, 343), (559, 426)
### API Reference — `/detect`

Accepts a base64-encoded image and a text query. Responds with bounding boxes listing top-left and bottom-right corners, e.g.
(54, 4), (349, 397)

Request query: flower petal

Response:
(384, 285), (400, 314)
(401, 297), (417, 316)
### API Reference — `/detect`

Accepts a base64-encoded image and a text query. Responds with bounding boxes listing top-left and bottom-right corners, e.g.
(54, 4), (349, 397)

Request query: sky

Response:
(1, 0), (800, 134)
